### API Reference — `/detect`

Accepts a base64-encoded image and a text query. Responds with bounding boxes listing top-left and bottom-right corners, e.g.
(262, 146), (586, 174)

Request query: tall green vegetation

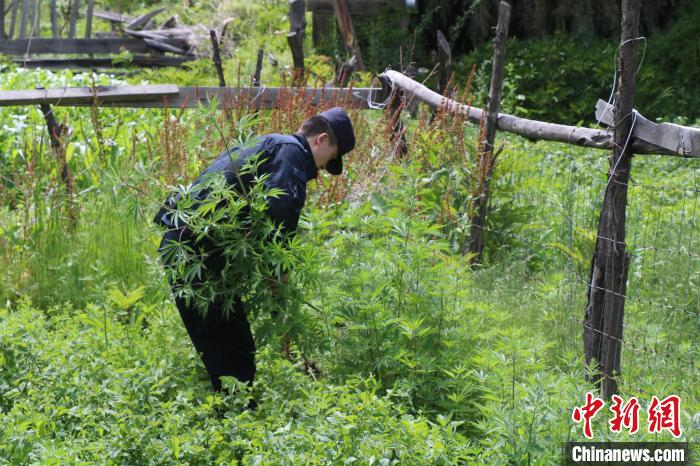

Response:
(1, 1), (699, 461)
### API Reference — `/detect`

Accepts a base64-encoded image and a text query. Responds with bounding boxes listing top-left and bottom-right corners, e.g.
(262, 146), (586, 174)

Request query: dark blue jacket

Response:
(155, 133), (318, 236)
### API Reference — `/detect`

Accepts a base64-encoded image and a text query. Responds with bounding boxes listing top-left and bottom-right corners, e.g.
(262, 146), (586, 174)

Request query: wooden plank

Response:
(68, 0), (79, 38)
(18, 0), (28, 38)
(467, 0), (510, 264)
(93, 9), (131, 23)
(380, 70), (686, 157)
(126, 7), (163, 31)
(0, 38), (152, 54)
(12, 55), (192, 67)
(143, 37), (188, 55)
(0, 85), (374, 109)
(596, 99), (700, 157)
(0, 84), (180, 105)
(125, 27), (192, 39)
(85, 0), (94, 38)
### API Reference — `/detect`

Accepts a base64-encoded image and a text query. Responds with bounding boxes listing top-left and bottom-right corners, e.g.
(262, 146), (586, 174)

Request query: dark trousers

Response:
(159, 228), (256, 391)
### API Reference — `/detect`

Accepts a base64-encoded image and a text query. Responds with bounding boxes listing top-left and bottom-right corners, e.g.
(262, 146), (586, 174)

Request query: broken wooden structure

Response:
(0, 2), (197, 69)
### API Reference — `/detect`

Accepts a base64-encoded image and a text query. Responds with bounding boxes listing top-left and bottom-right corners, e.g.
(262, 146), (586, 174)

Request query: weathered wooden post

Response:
(286, 0), (305, 84)
(378, 73), (407, 158)
(334, 54), (356, 88)
(68, 0), (79, 38)
(9, 0), (20, 39)
(18, 0), (28, 38)
(466, 0), (510, 263)
(85, 0), (95, 38)
(584, 0), (641, 399)
(209, 29), (226, 87)
(37, 87), (73, 222)
(1, 0), (5, 39)
(50, 0), (57, 38)
(331, 0), (364, 70)
(252, 48), (264, 112)
(253, 48), (264, 87)
(436, 30), (452, 97)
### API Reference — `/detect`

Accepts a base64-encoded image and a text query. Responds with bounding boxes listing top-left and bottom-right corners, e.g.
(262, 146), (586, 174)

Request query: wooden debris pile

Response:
(94, 8), (200, 57)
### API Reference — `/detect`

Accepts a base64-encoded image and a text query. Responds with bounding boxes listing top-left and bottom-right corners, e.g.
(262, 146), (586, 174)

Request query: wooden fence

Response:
(0, 1), (196, 68)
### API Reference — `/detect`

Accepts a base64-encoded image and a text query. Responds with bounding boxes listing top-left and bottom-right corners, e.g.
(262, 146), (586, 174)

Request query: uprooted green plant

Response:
(156, 149), (323, 354)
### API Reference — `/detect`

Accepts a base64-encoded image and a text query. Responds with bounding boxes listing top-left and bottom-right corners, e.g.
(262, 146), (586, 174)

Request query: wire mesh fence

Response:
(484, 135), (699, 389)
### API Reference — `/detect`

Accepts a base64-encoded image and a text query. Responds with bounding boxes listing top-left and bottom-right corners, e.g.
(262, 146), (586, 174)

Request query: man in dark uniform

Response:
(156, 107), (355, 393)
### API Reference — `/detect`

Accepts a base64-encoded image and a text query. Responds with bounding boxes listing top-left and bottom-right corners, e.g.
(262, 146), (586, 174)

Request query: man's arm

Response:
(263, 143), (309, 236)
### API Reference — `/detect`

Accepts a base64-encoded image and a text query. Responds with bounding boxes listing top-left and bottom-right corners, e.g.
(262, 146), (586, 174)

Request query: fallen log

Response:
(380, 70), (690, 157)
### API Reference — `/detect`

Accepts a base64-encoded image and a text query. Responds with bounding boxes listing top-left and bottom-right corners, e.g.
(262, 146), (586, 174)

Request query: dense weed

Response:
(1, 58), (698, 464)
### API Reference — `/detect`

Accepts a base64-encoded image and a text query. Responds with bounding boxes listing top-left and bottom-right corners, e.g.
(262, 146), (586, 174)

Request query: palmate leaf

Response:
(160, 151), (319, 329)
(107, 286), (145, 310)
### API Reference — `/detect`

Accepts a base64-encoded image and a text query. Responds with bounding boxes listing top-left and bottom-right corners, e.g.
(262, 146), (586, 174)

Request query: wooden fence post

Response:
(379, 74), (407, 158)
(209, 29), (226, 87)
(37, 87), (73, 222)
(253, 48), (264, 87)
(437, 29), (452, 97)
(466, 0), (510, 263)
(584, 0), (641, 400)
(252, 48), (263, 112)
(331, 0), (364, 70)
(18, 0), (28, 38)
(286, 0), (305, 84)
(68, 0), (79, 38)
(9, 0), (19, 39)
(50, 0), (57, 38)
(85, 0), (95, 38)
(334, 54), (356, 88)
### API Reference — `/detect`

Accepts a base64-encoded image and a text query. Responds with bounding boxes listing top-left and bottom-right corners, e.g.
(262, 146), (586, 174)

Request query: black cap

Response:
(319, 107), (355, 175)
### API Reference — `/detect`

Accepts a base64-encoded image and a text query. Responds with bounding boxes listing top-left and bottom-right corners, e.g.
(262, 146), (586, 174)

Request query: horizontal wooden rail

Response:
(0, 86), (375, 109)
(11, 56), (193, 68)
(0, 38), (152, 54)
